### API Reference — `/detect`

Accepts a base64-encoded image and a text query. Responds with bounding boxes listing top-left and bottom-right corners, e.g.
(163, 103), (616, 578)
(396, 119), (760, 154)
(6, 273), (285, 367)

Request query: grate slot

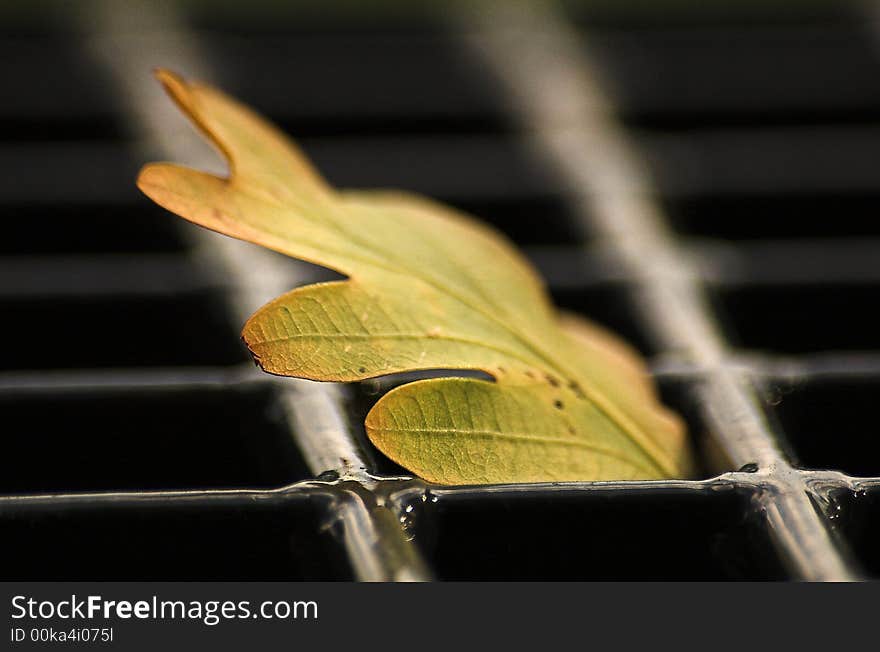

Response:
(0, 203), (189, 256)
(291, 135), (558, 201)
(0, 36), (126, 143)
(0, 493), (353, 580)
(820, 485), (880, 578)
(770, 376), (880, 477)
(198, 32), (510, 137)
(183, 6), (443, 36)
(1, 291), (248, 370)
(400, 485), (787, 580)
(0, 143), (139, 203)
(666, 194), (880, 241)
(0, 384), (312, 493)
(452, 197), (587, 246)
(565, 3), (855, 30)
(586, 23), (880, 129)
(713, 284), (880, 354)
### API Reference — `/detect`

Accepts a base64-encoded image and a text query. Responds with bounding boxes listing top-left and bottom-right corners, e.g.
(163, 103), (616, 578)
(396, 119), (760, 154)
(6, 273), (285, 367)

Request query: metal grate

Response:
(2, 0), (880, 580)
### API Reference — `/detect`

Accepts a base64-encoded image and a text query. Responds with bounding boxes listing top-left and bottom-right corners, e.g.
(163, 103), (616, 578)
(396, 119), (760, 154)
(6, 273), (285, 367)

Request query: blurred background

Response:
(1, 0), (879, 580)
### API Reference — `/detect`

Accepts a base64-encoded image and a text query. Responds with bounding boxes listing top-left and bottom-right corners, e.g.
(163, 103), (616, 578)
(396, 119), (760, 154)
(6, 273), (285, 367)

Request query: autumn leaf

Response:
(137, 69), (693, 484)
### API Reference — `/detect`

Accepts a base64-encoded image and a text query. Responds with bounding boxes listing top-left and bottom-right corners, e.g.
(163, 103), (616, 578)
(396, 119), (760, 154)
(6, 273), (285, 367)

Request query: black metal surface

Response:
(0, 492), (354, 580)
(0, 383), (311, 493)
(396, 484), (788, 580)
(0, 1), (878, 580)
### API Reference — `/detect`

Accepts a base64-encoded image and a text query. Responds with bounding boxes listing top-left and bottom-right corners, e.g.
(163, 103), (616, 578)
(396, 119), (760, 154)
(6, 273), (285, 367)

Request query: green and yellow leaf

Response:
(137, 69), (693, 484)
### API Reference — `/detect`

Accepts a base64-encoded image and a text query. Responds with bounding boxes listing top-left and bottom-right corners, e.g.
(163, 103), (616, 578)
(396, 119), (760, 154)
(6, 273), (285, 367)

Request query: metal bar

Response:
(77, 0), (430, 581)
(457, 0), (856, 581)
(4, 237), (877, 299)
(685, 238), (880, 286)
(0, 464), (869, 581)
(0, 481), (325, 511)
(0, 254), (217, 297)
(653, 351), (880, 382)
(3, 470), (867, 515)
(0, 365), (263, 394)
(526, 238), (880, 288)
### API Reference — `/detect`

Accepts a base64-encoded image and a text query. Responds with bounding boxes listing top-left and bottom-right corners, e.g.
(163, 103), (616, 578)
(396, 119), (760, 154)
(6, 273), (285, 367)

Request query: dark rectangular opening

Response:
(771, 376), (880, 477)
(665, 194), (880, 241)
(0, 35), (128, 143)
(273, 114), (509, 139)
(185, 6), (443, 36)
(450, 197), (587, 246)
(403, 486), (787, 580)
(824, 488), (880, 578)
(567, 3), (852, 29)
(0, 203), (188, 256)
(713, 284), (880, 354)
(201, 29), (509, 137)
(0, 497), (352, 580)
(586, 25), (880, 129)
(298, 136), (555, 202)
(0, 114), (127, 143)
(1, 291), (248, 370)
(0, 384), (311, 493)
